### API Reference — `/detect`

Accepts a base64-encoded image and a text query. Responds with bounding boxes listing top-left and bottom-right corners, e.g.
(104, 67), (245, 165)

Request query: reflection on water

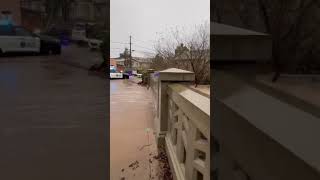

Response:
(0, 69), (18, 93)
(110, 79), (156, 180)
(110, 80), (118, 94)
(111, 79), (135, 94)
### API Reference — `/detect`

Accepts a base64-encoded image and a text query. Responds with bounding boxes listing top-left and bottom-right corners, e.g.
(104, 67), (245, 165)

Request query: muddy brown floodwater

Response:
(0, 54), (108, 180)
(110, 79), (165, 180)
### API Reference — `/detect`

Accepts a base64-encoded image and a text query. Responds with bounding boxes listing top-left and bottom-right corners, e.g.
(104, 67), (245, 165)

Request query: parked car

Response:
(137, 73), (143, 78)
(123, 72), (130, 79)
(132, 70), (138, 76)
(0, 25), (61, 55)
(87, 31), (107, 50)
(121, 69), (132, 79)
(87, 38), (102, 50)
(45, 24), (71, 45)
(110, 66), (124, 79)
(38, 34), (61, 54)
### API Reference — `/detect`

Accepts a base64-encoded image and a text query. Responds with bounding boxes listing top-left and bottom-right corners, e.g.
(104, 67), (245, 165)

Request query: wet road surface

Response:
(110, 79), (160, 180)
(0, 51), (108, 180)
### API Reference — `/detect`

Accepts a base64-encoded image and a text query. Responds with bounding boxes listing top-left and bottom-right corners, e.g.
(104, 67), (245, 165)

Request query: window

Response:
(110, 69), (117, 73)
(0, 25), (14, 36)
(14, 27), (33, 37)
(74, 24), (86, 30)
(1, 10), (11, 15)
(1, 10), (12, 18)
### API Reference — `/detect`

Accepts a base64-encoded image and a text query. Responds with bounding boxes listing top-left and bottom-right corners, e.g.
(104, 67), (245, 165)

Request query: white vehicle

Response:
(87, 38), (102, 50)
(132, 70), (138, 76)
(0, 25), (40, 53)
(110, 66), (123, 79)
(71, 23), (86, 42)
(87, 31), (107, 50)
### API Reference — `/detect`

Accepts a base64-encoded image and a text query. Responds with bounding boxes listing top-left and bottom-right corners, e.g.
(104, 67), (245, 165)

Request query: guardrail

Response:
(148, 68), (210, 180)
(166, 84), (210, 180)
(213, 70), (320, 180)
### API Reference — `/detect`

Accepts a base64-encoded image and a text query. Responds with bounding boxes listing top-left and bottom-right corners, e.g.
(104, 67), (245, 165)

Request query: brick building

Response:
(111, 58), (125, 72)
(0, 0), (21, 25)
(20, 0), (108, 31)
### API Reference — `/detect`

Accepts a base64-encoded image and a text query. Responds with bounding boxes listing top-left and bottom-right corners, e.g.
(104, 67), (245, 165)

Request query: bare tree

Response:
(120, 48), (130, 67)
(153, 22), (210, 85)
(215, 0), (320, 81)
(257, 0), (320, 80)
(44, 0), (73, 29)
(184, 23), (210, 85)
(212, 1), (223, 23)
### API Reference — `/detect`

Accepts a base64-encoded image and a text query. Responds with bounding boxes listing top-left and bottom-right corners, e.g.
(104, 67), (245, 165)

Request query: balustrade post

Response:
(176, 112), (184, 164)
(185, 123), (197, 180)
(152, 68), (195, 146)
(164, 83), (210, 180)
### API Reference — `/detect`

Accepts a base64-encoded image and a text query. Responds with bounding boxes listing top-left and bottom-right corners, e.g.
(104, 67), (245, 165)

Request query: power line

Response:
(133, 44), (155, 52)
(131, 37), (156, 45)
(112, 37), (156, 59)
(129, 35), (132, 68)
(129, 37), (156, 52)
(111, 40), (155, 50)
(133, 50), (156, 55)
(111, 41), (129, 44)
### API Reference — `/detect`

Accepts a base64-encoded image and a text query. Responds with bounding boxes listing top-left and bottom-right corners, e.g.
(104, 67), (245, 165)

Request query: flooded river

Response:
(0, 53), (108, 180)
(110, 79), (160, 180)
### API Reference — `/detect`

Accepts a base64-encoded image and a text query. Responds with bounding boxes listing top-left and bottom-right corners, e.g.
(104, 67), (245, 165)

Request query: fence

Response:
(149, 68), (210, 180)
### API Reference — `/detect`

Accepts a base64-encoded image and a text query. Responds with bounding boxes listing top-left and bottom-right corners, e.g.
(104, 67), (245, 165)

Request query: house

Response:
(114, 58), (125, 67)
(172, 45), (210, 77)
(0, 0), (21, 25)
(70, 0), (107, 24)
(132, 57), (152, 70)
(110, 58), (125, 72)
(20, 0), (45, 31)
(110, 58), (117, 67)
(20, 0), (108, 31)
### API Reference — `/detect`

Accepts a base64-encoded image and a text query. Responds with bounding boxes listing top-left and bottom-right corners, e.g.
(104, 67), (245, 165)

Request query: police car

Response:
(110, 66), (124, 79)
(0, 25), (61, 55)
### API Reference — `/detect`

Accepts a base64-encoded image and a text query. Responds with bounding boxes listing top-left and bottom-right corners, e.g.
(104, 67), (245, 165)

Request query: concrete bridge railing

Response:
(149, 68), (210, 180)
(213, 71), (320, 180)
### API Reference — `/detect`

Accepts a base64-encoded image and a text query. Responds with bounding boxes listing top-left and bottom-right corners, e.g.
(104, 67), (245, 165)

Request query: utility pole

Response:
(106, 0), (108, 31)
(129, 35), (132, 69)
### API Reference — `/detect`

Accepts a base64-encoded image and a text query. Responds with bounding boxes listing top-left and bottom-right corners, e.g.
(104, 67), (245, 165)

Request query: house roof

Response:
(111, 58), (125, 62)
(132, 57), (152, 63)
(211, 22), (268, 36)
(159, 68), (193, 74)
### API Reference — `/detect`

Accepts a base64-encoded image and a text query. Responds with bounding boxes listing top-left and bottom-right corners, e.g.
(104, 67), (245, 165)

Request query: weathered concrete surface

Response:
(188, 85), (210, 97)
(257, 74), (320, 108)
(0, 53), (108, 180)
(110, 79), (161, 180)
(214, 71), (320, 180)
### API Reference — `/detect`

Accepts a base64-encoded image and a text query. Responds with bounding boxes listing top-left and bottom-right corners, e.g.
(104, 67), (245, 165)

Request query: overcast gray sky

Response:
(110, 0), (210, 58)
